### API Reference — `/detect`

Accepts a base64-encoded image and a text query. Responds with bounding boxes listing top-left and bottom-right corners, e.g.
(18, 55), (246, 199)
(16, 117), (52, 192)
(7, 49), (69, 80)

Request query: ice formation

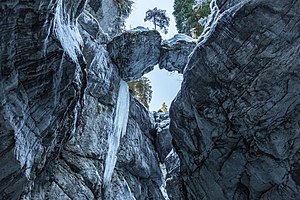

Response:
(103, 79), (130, 187)
(53, 0), (83, 64)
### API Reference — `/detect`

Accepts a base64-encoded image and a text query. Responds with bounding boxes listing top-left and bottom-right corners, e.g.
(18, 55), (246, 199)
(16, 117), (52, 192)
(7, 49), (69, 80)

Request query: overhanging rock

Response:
(107, 27), (162, 81)
(159, 34), (196, 73)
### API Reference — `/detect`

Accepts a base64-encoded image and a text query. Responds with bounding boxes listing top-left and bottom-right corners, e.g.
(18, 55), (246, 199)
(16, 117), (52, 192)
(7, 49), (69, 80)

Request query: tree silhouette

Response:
(144, 7), (170, 34)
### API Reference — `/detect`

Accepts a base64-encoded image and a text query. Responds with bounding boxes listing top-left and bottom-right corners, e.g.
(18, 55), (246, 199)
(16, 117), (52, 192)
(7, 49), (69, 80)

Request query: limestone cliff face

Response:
(2, 0), (298, 199)
(0, 0), (165, 199)
(170, 0), (300, 199)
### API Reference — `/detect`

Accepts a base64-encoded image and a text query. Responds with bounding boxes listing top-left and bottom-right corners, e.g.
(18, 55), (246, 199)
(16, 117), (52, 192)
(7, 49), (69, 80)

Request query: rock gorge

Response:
(0, 0), (300, 200)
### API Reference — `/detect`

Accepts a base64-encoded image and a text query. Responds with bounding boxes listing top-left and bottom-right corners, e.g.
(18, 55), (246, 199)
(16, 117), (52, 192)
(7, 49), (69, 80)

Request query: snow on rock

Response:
(103, 79), (130, 187)
(153, 111), (181, 199)
(128, 26), (150, 32)
(160, 163), (170, 200)
(159, 34), (196, 73)
(154, 111), (172, 163)
(164, 149), (181, 200)
(162, 34), (195, 46)
(194, 0), (210, 9)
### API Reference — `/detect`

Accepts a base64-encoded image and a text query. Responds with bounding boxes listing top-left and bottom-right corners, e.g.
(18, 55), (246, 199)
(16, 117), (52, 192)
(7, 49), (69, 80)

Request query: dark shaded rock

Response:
(292, 162), (300, 186)
(156, 128), (173, 163)
(170, 0), (300, 199)
(0, 1), (85, 199)
(154, 111), (173, 163)
(216, 0), (245, 11)
(160, 34), (196, 73)
(107, 29), (162, 81)
(88, 0), (102, 13)
(165, 150), (181, 200)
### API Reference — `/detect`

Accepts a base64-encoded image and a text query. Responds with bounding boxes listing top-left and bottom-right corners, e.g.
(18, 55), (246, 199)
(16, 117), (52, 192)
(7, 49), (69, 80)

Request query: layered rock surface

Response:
(154, 111), (172, 163)
(0, 0), (165, 199)
(2, 0), (298, 199)
(170, 0), (300, 199)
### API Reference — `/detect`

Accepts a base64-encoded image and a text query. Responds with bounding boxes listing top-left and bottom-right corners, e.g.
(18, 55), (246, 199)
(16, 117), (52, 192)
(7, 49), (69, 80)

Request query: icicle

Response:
(103, 79), (130, 188)
(53, 0), (83, 64)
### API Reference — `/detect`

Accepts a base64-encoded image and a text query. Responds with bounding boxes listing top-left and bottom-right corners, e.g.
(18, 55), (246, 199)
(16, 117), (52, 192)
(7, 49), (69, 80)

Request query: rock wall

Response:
(0, 0), (165, 199)
(1, 1), (85, 199)
(3, 0), (296, 199)
(153, 111), (181, 200)
(170, 0), (300, 199)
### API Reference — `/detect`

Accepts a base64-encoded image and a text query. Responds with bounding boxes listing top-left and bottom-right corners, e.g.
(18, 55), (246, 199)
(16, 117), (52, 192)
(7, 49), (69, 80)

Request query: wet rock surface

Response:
(170, 0), (300, 199)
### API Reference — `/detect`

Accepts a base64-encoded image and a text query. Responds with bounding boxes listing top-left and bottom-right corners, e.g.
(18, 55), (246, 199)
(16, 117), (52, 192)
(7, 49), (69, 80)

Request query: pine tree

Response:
(144, 7), (170, 34)
(128, 77), (152, 109)
(173, 0), (211, 37)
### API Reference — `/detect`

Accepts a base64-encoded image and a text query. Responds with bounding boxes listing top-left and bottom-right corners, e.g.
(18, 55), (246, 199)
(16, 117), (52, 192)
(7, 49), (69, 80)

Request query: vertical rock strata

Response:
(2, 0), (298, 199)
(0, 1), (85, 199)
(170, 0), (300, 199)
(0, 0), (164, 199)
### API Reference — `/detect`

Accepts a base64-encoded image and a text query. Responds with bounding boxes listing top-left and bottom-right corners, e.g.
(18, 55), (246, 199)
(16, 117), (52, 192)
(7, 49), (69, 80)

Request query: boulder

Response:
(107, 28), (162, 81)
(159, 34), (196, 73)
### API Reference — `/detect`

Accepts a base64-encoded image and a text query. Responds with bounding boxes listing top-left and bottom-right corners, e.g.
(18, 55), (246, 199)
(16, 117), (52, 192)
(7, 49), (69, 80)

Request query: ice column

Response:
(53, 0), (83, 64)
(103, 79), (130, 187)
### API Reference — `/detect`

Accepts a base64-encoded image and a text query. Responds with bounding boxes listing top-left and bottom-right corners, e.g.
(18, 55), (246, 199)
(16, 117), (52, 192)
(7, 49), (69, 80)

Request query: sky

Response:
(126, 0), (183, 111)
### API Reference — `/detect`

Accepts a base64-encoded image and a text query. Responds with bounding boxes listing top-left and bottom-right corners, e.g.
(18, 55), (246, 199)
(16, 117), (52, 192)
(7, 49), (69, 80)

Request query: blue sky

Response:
(126, 0), (183, 111)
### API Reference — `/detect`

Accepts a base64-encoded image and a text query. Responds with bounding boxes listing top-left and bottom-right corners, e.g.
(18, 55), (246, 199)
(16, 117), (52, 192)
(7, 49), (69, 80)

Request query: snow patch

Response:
(103, 79), (130, 187)
(162, 34), (195, 47)
(160, 163), (170, 200)
(194, 0), (210, 9)
(196, 0), (220, 46)
(128, 26), (150, 32)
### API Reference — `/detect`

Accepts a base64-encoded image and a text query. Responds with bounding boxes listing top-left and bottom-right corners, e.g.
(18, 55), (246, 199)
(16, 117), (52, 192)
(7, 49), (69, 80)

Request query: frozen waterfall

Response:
(53, 0), (83, 64)
(103, 79), (130, 187)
